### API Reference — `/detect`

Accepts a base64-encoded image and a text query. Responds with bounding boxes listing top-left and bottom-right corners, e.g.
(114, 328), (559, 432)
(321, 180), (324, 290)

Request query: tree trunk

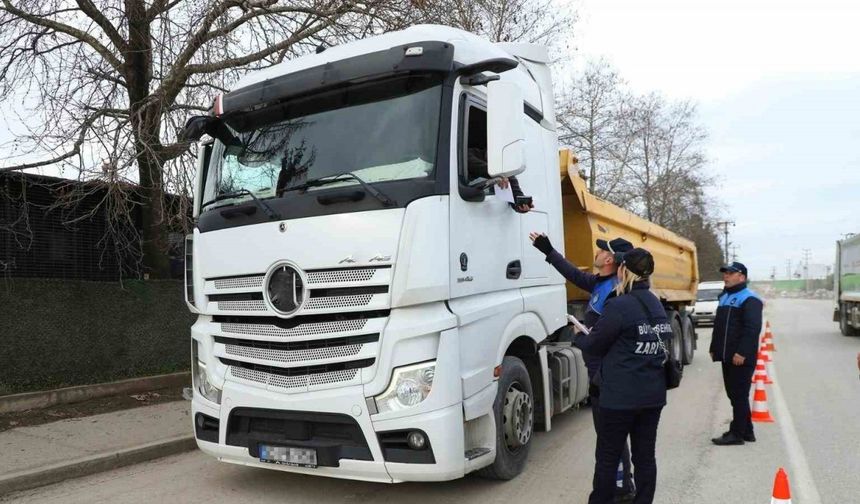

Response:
(125, 0), (170, 279)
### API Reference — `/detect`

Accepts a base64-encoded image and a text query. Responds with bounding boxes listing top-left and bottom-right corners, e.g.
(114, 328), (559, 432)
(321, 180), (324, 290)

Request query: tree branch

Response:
(75, 0), (128, 53)
(0, 0), (123, 71)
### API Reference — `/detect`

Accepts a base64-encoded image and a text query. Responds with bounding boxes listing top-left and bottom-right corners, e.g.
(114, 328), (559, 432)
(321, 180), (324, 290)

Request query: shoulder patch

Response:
(719, 288), (761, 308)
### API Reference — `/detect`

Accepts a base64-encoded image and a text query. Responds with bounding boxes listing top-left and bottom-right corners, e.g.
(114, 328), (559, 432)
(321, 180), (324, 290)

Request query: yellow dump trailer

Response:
(559, 149), (700, 363)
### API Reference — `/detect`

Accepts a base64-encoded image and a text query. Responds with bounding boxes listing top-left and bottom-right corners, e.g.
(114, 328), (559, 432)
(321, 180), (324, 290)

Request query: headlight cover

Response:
(374, 361), (435, 414)
(194, 360), (222, 404)
(192, 341), (222, 404)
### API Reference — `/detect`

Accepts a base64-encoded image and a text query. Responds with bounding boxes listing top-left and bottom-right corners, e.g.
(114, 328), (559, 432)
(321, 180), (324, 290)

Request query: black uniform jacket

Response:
(708, 282), (763, 366)
(572, 281), (669, 410)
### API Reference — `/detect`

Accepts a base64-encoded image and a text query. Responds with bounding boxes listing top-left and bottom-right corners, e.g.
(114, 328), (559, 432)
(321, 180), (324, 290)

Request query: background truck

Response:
(558, 150), (699, 364)
(834, 233), (860, 336)
(183, 24), (698, 484)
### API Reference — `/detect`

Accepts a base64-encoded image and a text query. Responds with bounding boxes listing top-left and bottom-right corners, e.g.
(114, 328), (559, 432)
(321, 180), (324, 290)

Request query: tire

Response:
(478, 356), (534, 480)
(681, 315), (695, 365)
(667, 311), (683, 364)
(839, 304), (860, 336)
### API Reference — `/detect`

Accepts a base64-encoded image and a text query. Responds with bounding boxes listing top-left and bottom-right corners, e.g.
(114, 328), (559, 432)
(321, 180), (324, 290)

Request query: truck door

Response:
(449, 96), (522, 299)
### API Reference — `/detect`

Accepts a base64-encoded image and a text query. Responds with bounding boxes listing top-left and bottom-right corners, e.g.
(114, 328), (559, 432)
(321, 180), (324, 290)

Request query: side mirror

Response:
(486, 80), (525, 179)
(181, 115), (215, 142)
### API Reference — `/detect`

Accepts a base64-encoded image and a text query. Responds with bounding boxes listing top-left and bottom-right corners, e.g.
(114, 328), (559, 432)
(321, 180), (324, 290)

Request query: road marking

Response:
(768, 363), (823, 504)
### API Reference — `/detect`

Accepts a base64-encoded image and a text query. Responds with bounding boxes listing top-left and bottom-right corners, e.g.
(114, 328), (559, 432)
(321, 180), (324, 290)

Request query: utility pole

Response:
(786, 259), (792, 280)
(770, 267), (777, 281)
(730, 245), (739, 262)
(716, 220), (735, 263)
(802, 249), (812, 292)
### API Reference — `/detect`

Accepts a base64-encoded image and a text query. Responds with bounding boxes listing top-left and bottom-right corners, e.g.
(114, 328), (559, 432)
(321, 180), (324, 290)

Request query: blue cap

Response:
(720, 262), (748, 276)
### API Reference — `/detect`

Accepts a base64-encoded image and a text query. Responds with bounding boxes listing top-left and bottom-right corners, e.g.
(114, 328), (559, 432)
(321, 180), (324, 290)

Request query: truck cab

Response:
(184, 25), (584, 483)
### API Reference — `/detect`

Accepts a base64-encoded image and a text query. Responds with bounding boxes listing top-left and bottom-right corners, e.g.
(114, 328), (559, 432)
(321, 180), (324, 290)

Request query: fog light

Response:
(407, 431), (426, 450)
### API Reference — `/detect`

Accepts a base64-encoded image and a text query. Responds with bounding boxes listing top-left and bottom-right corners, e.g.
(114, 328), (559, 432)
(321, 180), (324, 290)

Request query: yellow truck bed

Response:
(559, 149), (698, 305)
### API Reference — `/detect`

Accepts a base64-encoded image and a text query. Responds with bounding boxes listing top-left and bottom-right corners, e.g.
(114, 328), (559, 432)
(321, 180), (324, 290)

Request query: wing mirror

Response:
(181, 115), (217, 142)
(486, 80), (525, 179)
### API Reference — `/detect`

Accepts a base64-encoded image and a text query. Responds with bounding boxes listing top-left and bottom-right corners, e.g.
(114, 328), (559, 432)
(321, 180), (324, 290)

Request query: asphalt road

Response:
(4, 298), (858, 503)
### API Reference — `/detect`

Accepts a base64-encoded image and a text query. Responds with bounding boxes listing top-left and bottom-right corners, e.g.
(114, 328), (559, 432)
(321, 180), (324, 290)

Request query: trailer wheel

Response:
(681, 315), (695, 364)
(478, 356), (533, 480)
(668, 312), (683, 364)
(839, 304), (859, 336)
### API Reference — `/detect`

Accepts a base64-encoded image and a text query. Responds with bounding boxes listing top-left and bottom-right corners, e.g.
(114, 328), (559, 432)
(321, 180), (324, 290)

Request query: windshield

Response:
(697, 289), (722, 302)
(201, 75), (443, 210)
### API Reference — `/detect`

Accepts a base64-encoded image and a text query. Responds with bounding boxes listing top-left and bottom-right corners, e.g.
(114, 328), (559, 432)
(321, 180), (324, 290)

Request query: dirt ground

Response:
(0, 387), (186, 432)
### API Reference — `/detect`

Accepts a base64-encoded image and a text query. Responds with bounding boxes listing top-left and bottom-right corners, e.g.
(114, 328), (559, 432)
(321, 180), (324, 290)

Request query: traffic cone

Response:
(764, 322), (776, 352)
(771, 467), (791, 503)
(752, 355), (773, 384)
(751, 379), (775, 423)
(760, 342), (772, 363)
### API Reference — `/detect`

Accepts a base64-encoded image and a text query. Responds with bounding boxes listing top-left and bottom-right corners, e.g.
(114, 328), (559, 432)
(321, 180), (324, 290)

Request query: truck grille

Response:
(204, 266), (390, 393)
(214, 275), (264, 290)
(221, 318), (368, 338)
(223, 358), (374, 390)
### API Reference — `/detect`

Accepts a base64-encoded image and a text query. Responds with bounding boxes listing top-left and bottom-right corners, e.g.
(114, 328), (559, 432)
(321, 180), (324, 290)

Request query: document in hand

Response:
(495, 183), (514, 203)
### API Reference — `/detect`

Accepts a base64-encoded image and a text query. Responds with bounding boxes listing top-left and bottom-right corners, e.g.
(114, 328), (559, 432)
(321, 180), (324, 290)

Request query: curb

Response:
(0, 434), (197, 496)
(0, 372), (191, 414)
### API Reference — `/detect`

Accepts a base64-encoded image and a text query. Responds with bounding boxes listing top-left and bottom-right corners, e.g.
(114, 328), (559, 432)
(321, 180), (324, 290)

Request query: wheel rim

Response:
(684, 320), (694, 358)
(502, 382), (533, 452)
(671, 321), (682, 362)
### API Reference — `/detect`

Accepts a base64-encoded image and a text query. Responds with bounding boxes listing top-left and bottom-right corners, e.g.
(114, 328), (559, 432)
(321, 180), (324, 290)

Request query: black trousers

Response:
(721, 362), (756, 436)
(589, 406), (663, 504)
(590, 394), (634, 495)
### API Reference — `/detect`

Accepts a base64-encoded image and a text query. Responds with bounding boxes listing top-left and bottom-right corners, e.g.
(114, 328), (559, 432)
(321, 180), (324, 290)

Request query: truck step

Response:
(465, 447), (492, 460)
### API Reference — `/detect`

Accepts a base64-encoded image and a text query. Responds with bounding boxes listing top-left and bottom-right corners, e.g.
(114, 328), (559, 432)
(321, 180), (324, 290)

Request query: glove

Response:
(532, 234), (554, 255)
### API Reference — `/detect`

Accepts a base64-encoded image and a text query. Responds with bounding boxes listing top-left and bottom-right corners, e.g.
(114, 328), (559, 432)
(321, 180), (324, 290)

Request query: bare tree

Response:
(0, 0), (420, 278)
(415, 0), (573, 46)
(619, 95), (709, 225)
(0, 0), (573, 279)
(557, 59), (629, 199)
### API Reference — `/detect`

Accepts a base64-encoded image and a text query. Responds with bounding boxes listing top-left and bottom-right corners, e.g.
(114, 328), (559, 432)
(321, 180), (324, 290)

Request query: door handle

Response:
(506, 260), (522, 280)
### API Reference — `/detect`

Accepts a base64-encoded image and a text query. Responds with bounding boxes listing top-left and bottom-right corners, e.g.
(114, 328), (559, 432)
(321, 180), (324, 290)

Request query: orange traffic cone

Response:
(751, 379), (774, 423)
(752, 355), (773, 384)
(764, 322), (776, 352)
(760, 342), (772, 363)
(770, 467), (791, 503)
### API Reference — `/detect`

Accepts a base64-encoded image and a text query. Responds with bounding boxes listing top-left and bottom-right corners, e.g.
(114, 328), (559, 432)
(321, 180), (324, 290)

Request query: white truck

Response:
(834, 233), (860, 336)
(182, 25), (695, 483)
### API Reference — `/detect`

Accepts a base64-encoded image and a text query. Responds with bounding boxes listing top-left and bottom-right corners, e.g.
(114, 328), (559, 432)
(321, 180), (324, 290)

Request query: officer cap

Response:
(596, 237), (634, 255)
(621, 248), (655, 277)
(719, 261), (748, 276)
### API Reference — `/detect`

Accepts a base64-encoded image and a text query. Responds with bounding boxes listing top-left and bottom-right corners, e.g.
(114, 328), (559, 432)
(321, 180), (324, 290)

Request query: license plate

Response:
(259, 444), (317, 468)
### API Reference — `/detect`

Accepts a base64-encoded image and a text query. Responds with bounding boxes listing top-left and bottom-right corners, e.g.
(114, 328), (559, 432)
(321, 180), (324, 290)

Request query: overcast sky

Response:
(572, 0), (860, 279)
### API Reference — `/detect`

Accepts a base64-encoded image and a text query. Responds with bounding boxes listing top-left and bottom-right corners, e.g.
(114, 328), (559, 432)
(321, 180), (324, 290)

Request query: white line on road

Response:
(768, 362), (823, 504)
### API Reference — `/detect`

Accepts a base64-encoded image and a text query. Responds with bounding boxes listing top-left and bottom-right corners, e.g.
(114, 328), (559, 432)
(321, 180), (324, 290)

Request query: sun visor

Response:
(221, 41), (455, 115)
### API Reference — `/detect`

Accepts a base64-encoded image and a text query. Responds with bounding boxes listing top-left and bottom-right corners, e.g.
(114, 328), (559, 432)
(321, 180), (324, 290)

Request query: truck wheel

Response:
(681, 315), (695, 365)
(840, 305), (859, 336)
(478, 356), (533, 480)
(667, 312), (683, 364)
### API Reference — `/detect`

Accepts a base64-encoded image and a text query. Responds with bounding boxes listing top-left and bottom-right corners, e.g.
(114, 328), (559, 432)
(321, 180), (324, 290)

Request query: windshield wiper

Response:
(284, 172), (398, 207)
(200, 189), (281, 219)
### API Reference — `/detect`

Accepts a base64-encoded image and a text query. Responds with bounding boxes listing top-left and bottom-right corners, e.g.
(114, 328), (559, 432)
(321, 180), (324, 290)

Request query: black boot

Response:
(711, 431), (745, 445)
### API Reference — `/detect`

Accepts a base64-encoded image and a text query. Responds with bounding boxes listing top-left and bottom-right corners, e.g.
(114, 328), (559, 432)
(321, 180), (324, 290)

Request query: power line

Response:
(716, 221), (735, 263)
(802, 249), (812, 292)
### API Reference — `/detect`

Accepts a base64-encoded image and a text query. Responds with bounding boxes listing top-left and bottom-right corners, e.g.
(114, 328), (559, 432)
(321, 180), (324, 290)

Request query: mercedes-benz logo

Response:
(265, 263), (305, 316)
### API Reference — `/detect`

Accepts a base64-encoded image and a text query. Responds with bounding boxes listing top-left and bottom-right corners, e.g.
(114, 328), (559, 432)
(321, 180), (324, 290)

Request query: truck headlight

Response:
(374, 361), (435, 414)
(192, 341), (222, 404)
(194, 361), (222, 404)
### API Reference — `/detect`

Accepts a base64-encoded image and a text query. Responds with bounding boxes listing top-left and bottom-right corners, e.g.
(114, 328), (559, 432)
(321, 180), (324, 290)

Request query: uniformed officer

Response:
(709, 262), (763, 445)
(571, 248), (668, 504)
(530, 233), (636, 502)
